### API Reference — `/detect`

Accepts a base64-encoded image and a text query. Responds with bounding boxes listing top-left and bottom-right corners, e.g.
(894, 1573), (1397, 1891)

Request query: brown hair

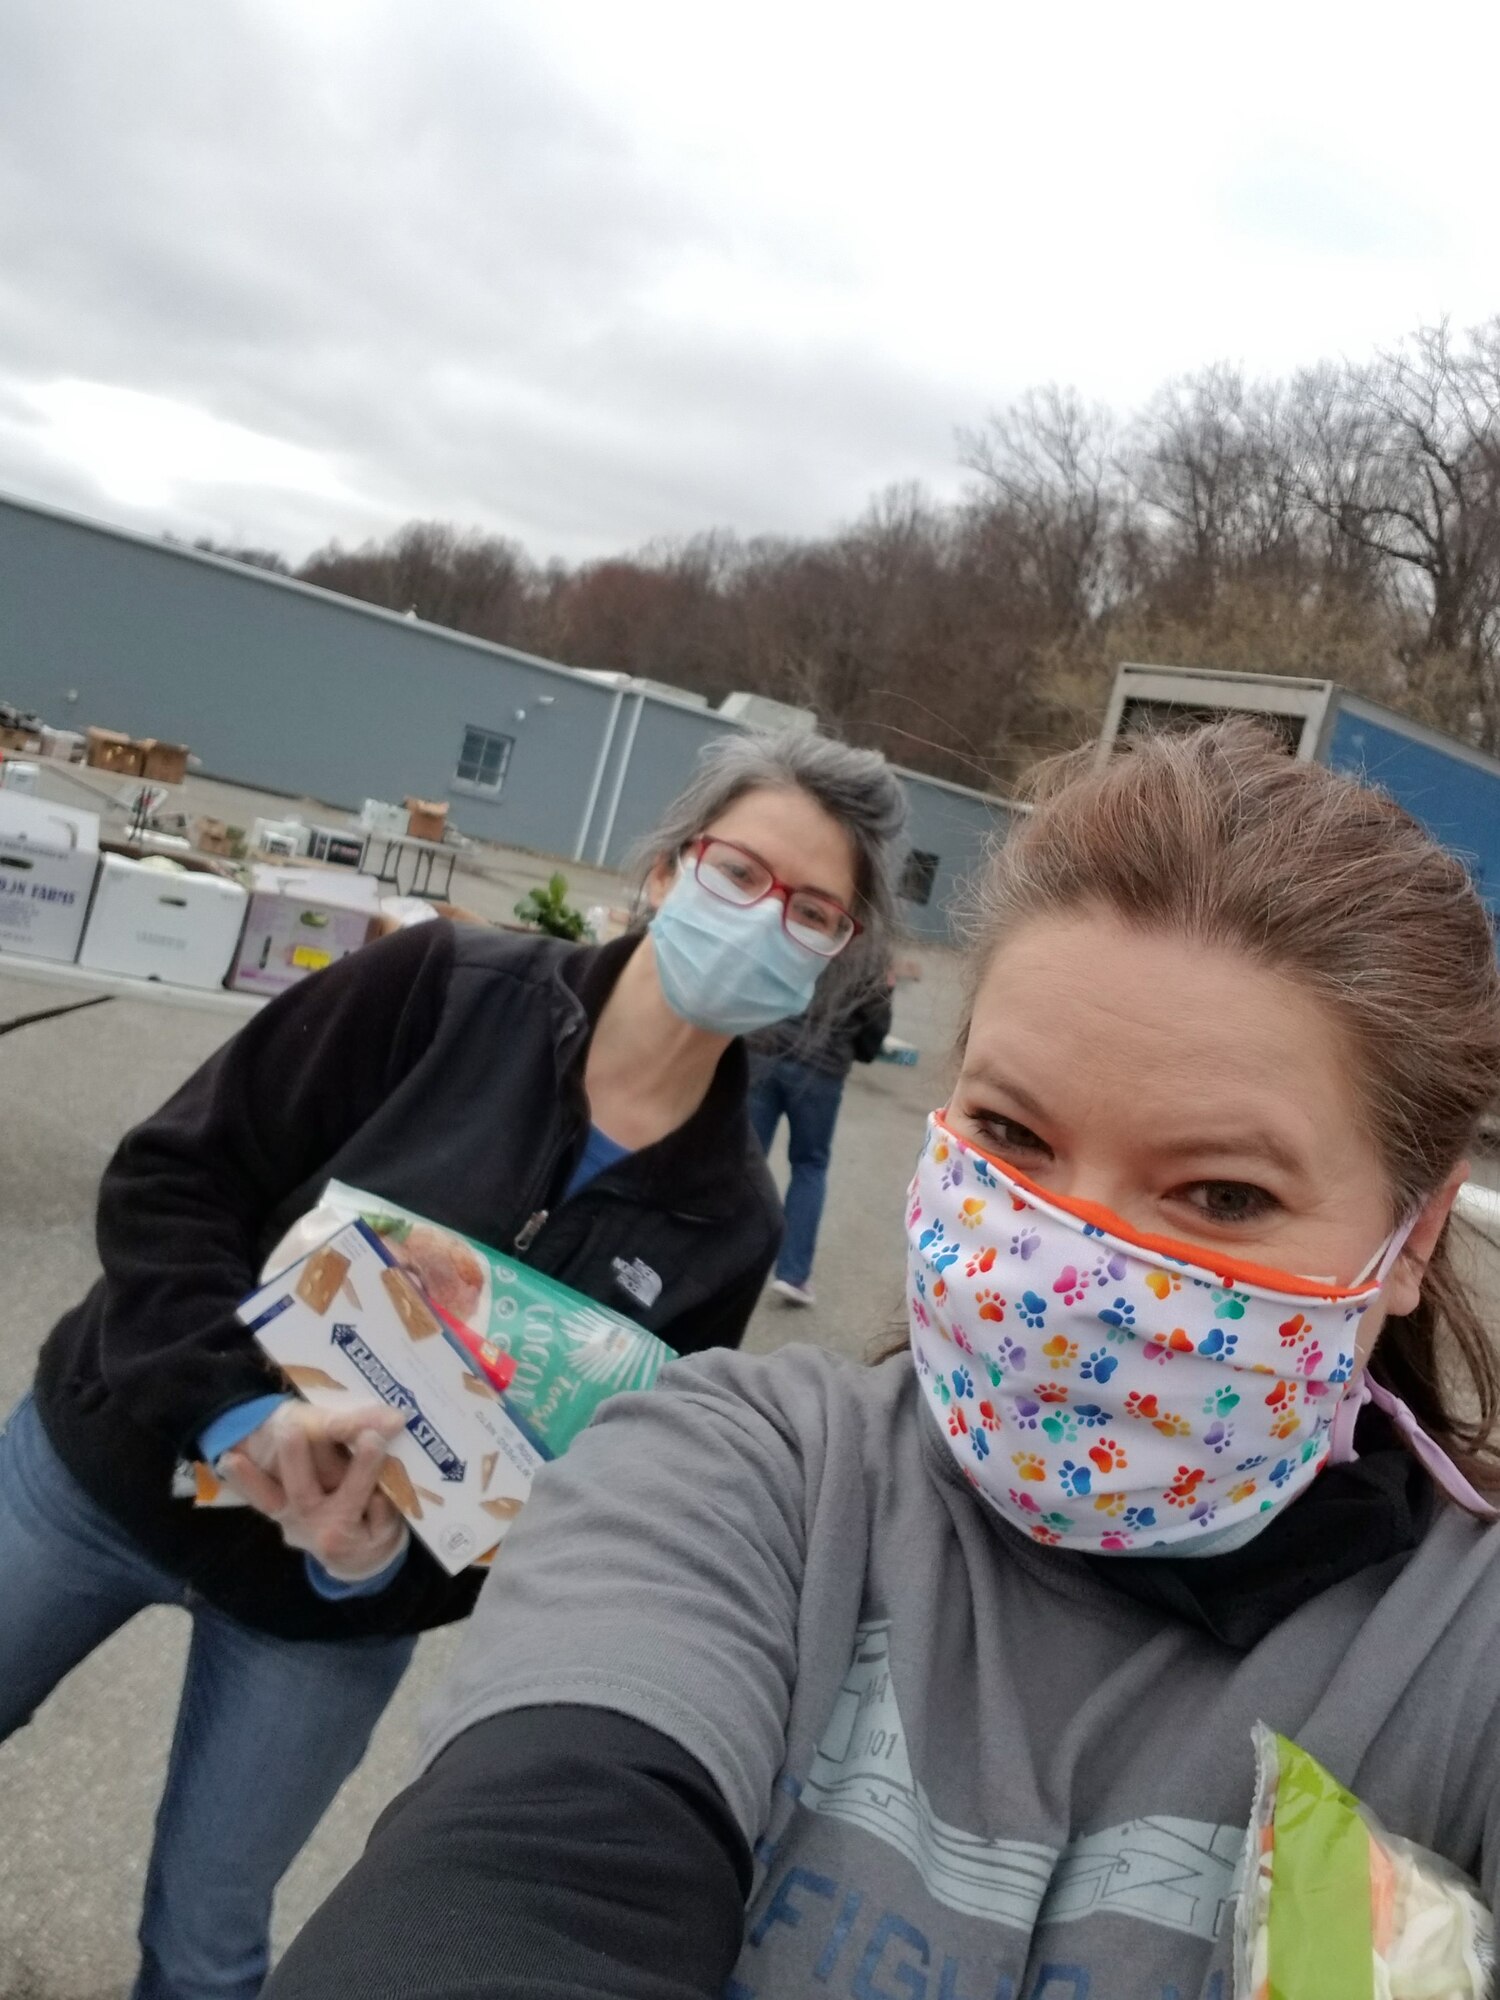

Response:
(957, 720), (1500, 1485)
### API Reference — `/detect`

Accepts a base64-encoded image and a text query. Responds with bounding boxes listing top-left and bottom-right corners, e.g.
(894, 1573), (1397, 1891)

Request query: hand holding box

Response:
(216, 1399), (410, 1584)
(238, 1221), (543, 1573)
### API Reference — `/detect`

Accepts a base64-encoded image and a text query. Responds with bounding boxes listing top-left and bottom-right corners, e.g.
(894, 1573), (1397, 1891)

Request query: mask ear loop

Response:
(1329, 1211), (1499, 1519)
(1359, 1210), (1420, 1287)
(1327, 1214), (1411, 1468)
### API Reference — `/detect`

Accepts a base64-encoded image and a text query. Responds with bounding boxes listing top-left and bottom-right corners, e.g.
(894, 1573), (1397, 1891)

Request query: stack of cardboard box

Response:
(84, 729), (190, 783)
(0, 789), (490, 998)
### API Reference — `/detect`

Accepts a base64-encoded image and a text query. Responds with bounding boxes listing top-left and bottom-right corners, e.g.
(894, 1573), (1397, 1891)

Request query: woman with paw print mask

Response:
(271, 724), (1500, 2000)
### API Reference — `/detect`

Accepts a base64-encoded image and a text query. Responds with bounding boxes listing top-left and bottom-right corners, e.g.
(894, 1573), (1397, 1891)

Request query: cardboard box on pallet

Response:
(229, 863), (381, 996)
(238, 1221), (543, 1573)
(139, 740), (190, 786)
(0, 794), (100, 963)
(85, 727), (145, 776)
(194, 818), (236, 858)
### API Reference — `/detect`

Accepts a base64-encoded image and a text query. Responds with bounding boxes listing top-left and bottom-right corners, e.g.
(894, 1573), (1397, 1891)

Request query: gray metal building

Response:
(0, 489), (1011, 940)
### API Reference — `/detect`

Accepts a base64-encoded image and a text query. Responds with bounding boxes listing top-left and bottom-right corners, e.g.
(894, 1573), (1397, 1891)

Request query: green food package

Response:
(1235, 1723), (1492, 1999)
(268, 1182), (676, 1458)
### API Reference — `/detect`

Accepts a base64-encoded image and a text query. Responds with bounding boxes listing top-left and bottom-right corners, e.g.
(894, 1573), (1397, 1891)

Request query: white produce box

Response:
(249, 816), (309, 858)
(78, 854), (249, 989)
(306, 824), (367, 868)
(359, 799), (407, 836)
(0, 793), (100, 963)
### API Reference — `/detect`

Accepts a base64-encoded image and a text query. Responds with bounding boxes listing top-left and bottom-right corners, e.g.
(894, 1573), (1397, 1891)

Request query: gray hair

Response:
(634, 729), (908, 1007)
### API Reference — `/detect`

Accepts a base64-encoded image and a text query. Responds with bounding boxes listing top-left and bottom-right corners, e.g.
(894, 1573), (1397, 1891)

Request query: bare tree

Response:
(1126, 364), (1307, 602)
(299, 522), (533, 646)
(1290, 321), (1500, 747)
(960, 387), (1119, 631)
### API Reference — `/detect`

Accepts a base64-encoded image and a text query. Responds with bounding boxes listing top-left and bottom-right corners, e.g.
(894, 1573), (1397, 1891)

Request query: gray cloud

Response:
(0, 1), (972, 562)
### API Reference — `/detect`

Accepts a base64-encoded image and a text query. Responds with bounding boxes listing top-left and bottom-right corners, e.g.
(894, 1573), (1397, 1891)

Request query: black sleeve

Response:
(264, 1706), (750, 2000)
(89, 919), (456, 1452)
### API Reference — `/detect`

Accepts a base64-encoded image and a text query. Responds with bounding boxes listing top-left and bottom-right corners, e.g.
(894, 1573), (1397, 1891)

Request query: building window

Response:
(455, 726), (514, 793)
(899, 848), (940, 906)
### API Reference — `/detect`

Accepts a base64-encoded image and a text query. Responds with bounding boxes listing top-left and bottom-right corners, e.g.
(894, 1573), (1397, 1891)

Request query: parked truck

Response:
(1098, 664), (1500, 929)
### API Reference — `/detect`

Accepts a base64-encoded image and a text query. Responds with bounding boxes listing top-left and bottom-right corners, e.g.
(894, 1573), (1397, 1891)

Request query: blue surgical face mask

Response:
(649, 866), (825, 1034)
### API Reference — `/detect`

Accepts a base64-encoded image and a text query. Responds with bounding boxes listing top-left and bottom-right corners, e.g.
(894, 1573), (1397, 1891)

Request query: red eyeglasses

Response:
(686, 838), (861, 958)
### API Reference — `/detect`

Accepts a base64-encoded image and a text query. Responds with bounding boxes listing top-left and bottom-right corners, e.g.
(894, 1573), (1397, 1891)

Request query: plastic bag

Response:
(1236, 1723), (1492, 1999)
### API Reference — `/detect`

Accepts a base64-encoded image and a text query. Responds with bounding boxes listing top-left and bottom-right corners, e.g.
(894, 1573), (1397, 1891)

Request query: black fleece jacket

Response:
(32, 923), (782, 1639)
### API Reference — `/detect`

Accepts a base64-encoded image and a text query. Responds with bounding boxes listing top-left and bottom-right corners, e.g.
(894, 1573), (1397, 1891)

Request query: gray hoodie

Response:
(424, 1344), (1500, 2000)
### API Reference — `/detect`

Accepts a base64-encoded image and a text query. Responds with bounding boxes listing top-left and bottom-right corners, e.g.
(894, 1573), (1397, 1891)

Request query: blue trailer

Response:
(1098, 664), (1500, 929)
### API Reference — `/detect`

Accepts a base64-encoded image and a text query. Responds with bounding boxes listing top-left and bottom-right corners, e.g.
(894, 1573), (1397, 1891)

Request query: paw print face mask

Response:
(905, 1112), (1468, 1557)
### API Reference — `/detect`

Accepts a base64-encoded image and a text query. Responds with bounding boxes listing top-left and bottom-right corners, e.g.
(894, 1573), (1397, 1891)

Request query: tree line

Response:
(198, 316), (1500, 790)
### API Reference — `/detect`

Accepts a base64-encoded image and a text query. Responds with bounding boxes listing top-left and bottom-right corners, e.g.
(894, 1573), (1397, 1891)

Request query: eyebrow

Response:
(963, 1065), (1309, 1181)
(964, 1066), (1050, 1123)
(1152, 1132), (1308, 1181)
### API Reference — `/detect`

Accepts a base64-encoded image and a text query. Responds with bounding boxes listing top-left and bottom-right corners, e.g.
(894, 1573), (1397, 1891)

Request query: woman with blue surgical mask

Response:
(648, 835), (852, 1033)
(271, 723), (1500, 2000)
(640, 803), (869, 1034)
(0, 726), (905, 2000)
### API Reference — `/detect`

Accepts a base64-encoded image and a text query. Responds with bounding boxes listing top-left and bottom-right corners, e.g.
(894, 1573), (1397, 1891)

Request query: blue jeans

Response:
(748, 1055), (846, 1286)
(0, 1391), (416, 2000)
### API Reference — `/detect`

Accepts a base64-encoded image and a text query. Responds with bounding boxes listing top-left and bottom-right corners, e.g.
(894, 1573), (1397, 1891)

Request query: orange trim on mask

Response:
(932, 1112), (1376, 1302)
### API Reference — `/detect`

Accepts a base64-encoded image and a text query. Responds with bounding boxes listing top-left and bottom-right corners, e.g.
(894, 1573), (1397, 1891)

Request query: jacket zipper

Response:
(514, 1209), (548, 1253)
(513, 1019), (588, 1256)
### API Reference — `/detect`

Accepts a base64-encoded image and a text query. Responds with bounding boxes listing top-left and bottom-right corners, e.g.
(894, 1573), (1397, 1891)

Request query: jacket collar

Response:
(551, 932), (765, 1224)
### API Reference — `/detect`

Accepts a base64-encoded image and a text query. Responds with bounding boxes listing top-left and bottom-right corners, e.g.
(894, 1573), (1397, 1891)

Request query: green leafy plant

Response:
(515, 871), (590, 941)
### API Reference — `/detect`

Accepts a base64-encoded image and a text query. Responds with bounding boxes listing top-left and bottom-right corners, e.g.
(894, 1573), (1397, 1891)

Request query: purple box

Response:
(229, 864), (381, 996)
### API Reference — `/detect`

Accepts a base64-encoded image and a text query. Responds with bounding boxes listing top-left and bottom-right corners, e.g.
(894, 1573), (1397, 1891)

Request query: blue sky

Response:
(0, 0), (1495, 564)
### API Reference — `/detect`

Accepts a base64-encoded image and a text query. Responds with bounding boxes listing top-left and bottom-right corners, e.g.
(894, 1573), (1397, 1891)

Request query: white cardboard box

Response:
(249, 816), (309, 858)
(0, 794), (100, 963)
(239, 1220), (543, 1573)
(306, 824), (367, 868)
(360, 799), (407, 837)
(79, 853), (249, 989)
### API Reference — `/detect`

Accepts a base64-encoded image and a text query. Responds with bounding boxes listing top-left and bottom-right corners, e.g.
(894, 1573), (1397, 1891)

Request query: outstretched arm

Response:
(265, 1706), (749, 2000)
